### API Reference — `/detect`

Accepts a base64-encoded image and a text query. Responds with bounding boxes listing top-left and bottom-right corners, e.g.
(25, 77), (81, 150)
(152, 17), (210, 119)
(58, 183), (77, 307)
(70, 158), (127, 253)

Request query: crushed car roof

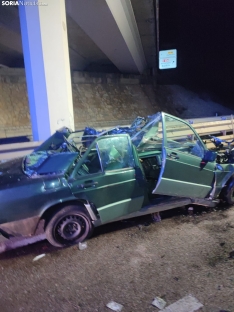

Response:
(23, 113), (162, 177)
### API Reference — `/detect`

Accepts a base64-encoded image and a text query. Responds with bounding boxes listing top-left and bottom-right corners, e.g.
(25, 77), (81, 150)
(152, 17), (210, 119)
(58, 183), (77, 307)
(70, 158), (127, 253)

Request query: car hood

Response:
(0, 158), (27, 187)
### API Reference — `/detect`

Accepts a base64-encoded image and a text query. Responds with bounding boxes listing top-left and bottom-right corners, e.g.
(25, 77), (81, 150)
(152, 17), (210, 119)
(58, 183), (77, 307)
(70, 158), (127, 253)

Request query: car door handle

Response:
(168, 152), (179, 159)
(78, 181), (98, 189)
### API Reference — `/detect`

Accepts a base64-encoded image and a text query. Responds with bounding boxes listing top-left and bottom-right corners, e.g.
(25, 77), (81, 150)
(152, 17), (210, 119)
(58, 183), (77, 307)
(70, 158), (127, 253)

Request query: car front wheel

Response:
(45, 205), (92, 247)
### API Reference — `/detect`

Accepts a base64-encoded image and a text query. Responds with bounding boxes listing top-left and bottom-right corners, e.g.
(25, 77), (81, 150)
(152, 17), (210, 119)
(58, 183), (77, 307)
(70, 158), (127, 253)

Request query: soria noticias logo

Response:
(1, 1), (48, 5)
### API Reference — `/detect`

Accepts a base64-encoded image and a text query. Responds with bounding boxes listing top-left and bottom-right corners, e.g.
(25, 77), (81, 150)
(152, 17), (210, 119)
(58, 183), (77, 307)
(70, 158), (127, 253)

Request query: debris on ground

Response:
(188, 207), (194, 216)
(152, 296), (167, 309)
(1, 206), (234, 311)
(78, 242), (87, 250)
(160, 295), (203, 312)
(229, 250), (234, 258)
(106, 301), (123, 311)
(137, 224), (143, 230)
(152, 212), (161, 222)
(32, 254), (46, 262)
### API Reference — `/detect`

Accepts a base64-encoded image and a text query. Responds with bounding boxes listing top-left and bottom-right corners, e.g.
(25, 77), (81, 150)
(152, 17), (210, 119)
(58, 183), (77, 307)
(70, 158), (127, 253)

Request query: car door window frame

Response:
(97, 135), (135, 172)
(153, 113), (211, 195)
(71, 134), (135, 179)
(163, 113), (207, 159)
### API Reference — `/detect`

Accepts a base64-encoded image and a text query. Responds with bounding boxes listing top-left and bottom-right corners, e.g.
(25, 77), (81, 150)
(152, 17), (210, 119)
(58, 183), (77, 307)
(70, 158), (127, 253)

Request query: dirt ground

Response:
(0, 205), (234, 312)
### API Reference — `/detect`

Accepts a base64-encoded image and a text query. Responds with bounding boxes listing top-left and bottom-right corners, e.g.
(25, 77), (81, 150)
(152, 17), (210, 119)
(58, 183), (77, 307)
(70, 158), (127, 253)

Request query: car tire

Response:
(45, 205), (93, 247)
(225, 184), (234, 205)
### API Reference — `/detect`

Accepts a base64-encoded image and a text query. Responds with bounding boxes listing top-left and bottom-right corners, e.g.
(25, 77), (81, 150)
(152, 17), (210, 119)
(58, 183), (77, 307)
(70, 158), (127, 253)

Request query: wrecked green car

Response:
(0, 112), (234, 247)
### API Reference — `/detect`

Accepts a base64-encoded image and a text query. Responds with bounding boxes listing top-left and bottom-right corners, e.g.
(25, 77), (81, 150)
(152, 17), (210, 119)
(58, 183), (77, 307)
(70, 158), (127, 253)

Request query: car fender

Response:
(37, 197), (98, 231)
(0, 197), (98, 238)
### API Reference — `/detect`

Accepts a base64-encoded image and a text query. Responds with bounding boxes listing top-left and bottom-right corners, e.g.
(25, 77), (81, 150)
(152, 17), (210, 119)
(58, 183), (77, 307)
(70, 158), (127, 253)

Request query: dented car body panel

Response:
(0, 112), (234, 241)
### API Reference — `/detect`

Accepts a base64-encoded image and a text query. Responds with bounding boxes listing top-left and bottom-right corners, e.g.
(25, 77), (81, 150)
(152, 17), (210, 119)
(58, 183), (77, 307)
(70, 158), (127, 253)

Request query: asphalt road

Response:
(0, 207), (234, 312)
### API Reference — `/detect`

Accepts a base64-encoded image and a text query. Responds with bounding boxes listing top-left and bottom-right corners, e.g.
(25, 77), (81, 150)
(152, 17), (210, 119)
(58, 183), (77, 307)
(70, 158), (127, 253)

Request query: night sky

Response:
(159, 0), (234, 107)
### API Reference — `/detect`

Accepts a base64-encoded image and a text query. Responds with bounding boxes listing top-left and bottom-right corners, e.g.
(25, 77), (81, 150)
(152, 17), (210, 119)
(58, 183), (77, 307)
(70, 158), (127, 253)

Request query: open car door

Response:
(153, 113), (215, 199)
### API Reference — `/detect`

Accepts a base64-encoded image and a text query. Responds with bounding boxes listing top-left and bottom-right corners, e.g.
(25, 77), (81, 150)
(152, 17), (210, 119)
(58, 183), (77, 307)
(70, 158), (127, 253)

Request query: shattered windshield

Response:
(23, 152), (79, 177)
(23, 127), (81, 177)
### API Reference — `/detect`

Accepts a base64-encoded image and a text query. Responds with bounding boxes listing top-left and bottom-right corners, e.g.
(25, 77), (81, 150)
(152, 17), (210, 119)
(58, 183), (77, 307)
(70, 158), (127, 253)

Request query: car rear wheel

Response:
(45, 205), (92, 247)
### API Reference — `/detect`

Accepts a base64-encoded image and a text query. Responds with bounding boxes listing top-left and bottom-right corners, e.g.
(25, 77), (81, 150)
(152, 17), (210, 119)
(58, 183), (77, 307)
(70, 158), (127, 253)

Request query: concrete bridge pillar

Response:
(19, 0), (74, 141)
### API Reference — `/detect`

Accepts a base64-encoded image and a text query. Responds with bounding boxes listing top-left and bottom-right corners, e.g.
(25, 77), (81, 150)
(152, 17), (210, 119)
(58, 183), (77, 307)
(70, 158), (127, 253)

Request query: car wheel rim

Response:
(57, 215), (86, 241)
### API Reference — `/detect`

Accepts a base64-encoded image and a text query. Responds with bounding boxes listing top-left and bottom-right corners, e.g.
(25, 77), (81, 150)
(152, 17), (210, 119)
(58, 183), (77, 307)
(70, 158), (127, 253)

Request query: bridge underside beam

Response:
(66, 0), (147, 74)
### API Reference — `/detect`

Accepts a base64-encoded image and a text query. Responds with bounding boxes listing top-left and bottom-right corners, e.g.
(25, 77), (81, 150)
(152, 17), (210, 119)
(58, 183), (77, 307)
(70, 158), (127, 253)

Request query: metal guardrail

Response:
(0, 141), (42, 161)
(185, 115), (234, 149)
(185, 115), (234, 136)
(0, 114), (234, 161)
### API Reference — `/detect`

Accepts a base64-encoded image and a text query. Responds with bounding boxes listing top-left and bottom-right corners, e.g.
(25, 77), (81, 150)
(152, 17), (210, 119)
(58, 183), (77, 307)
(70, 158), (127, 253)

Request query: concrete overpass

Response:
(0, 1), (156, 73)
(0, 0), (157, 140)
